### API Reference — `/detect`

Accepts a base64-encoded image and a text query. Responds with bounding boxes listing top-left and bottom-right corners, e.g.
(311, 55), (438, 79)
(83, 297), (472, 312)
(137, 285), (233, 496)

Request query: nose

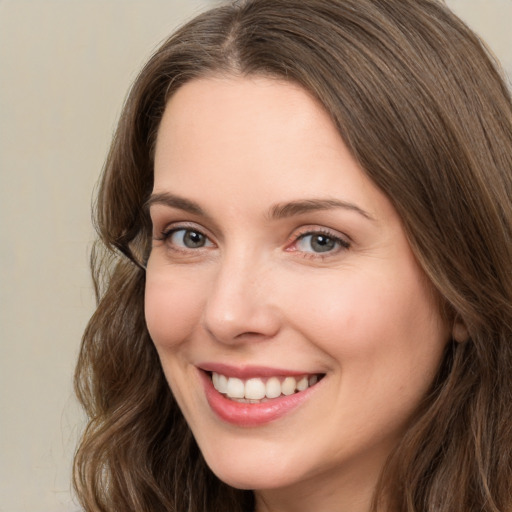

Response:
(201, 252), (281, 345)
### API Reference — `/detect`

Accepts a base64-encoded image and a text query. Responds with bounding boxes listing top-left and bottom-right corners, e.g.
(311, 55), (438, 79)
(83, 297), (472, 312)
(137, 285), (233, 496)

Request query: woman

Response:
(74, 0), (512, 511)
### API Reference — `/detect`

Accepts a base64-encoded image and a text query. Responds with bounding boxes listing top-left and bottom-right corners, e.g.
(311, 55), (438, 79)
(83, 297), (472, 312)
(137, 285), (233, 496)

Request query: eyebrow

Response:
(268, 198), (375, 221)
(146, 192), (374, 221)
(146, 192), (205, 216)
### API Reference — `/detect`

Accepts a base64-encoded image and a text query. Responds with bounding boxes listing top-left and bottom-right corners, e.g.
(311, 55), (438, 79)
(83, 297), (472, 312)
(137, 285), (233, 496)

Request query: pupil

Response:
(184, 231), (205, 248)
(311, 235), (335, 252)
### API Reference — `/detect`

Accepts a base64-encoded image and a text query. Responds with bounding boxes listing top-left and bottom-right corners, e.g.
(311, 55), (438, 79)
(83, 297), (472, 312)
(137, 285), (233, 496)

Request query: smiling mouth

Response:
(209, 372), (325, 403)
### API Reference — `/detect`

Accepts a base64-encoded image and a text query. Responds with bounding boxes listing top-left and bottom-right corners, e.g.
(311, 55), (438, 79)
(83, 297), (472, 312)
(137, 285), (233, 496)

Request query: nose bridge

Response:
(202, 244), (279, 344)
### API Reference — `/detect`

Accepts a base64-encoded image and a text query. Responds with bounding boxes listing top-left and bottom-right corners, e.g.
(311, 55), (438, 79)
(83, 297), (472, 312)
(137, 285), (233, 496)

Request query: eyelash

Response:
(155, 224), (213, 251)
(289, 228), (351, 258)
(155, 225), (351, 258)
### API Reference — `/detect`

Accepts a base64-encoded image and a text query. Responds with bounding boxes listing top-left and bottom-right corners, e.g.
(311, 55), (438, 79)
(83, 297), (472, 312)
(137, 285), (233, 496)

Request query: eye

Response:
(165, 228), (214, 249)
(293, 230), (350, 254)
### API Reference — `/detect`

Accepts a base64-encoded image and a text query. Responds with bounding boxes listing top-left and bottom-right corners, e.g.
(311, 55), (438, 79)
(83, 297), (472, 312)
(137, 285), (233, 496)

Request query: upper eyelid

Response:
(161, 223), (205, 235)
(156, 221), (213, 239)
(148, 204), (222, 237)
(291, 225), (352, 243)
(294, 233), (349, 249)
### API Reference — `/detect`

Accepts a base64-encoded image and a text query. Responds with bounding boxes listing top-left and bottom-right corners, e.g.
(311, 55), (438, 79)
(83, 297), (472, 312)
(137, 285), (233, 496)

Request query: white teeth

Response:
(245, 378), (266, 400)
(211, 372), (321, 400)
(265, 377), (282, 399)
(296, 376), (309, 391)
(226, 377), (245, 398)
(281, 377), (296, 396)
(217, 374), (228, 393)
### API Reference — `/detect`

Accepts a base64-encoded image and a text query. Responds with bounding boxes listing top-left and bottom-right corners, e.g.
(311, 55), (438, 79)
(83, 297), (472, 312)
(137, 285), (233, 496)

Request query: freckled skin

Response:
(144, 76), (450, 512)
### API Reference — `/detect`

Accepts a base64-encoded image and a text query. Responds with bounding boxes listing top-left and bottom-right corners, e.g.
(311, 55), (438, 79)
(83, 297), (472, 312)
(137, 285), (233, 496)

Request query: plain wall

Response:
(0, 1), (510, 510)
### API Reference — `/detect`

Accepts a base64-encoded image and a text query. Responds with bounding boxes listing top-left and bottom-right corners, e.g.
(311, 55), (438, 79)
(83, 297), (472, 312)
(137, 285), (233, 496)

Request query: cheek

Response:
(284, 263), (448, 381)
(283, 267), (449, 444)
(144, 269), (205, 350)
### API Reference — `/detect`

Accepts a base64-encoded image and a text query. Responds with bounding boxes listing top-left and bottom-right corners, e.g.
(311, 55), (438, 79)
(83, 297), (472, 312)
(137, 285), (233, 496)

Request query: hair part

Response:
(74, 1), (512, 510)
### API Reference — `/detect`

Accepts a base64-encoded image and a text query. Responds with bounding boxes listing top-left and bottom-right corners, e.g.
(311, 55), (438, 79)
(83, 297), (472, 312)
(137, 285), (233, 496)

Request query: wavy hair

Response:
(74, 1), (512, 510)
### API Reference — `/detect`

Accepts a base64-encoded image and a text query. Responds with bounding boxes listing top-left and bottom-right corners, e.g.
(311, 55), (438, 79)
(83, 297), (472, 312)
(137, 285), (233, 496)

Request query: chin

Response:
(209, 463), (292, 491)
(200, 442), (301, 491)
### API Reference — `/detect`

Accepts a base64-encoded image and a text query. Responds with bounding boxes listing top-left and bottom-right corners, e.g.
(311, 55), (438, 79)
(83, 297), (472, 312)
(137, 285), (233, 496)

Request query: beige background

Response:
(0, 1), (510, 510)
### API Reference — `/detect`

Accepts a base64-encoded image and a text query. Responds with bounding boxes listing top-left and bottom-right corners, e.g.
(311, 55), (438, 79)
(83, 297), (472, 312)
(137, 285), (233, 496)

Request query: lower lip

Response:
(199, 371), (320, 427)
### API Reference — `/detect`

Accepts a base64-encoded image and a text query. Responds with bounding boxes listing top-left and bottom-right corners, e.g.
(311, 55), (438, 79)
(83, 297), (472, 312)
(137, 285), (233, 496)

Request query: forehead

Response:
(152, 75), (393, 223)
(155, 75), (330, 159)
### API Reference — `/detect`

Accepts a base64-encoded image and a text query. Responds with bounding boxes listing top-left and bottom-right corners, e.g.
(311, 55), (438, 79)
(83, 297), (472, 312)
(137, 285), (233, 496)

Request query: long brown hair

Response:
(74, 1), (512, 510)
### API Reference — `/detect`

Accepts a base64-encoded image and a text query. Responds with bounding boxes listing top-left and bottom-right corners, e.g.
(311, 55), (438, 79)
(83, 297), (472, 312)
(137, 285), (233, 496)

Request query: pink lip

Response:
(199, 362), (310, 379)
(198, 367), (322, 427)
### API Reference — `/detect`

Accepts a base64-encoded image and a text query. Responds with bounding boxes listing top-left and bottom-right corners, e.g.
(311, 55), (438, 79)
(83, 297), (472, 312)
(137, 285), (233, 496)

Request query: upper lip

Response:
(198, 362), (322, 379)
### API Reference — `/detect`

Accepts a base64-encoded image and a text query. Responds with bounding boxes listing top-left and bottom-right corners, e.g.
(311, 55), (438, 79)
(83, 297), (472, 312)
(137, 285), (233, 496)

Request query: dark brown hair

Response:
(74, 1), (512, 510)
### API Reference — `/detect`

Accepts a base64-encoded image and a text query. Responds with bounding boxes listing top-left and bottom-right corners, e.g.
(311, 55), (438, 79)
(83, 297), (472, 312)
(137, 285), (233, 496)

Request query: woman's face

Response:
(145, 76), (450, 510)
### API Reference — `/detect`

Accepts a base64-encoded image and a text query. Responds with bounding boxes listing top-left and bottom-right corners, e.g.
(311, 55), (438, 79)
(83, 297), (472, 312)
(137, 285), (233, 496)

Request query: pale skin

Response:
(145, 75), (452, 512)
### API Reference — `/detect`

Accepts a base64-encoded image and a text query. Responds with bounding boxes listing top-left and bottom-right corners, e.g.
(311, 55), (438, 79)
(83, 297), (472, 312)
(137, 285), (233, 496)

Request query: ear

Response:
(452, 316), (469, 343)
